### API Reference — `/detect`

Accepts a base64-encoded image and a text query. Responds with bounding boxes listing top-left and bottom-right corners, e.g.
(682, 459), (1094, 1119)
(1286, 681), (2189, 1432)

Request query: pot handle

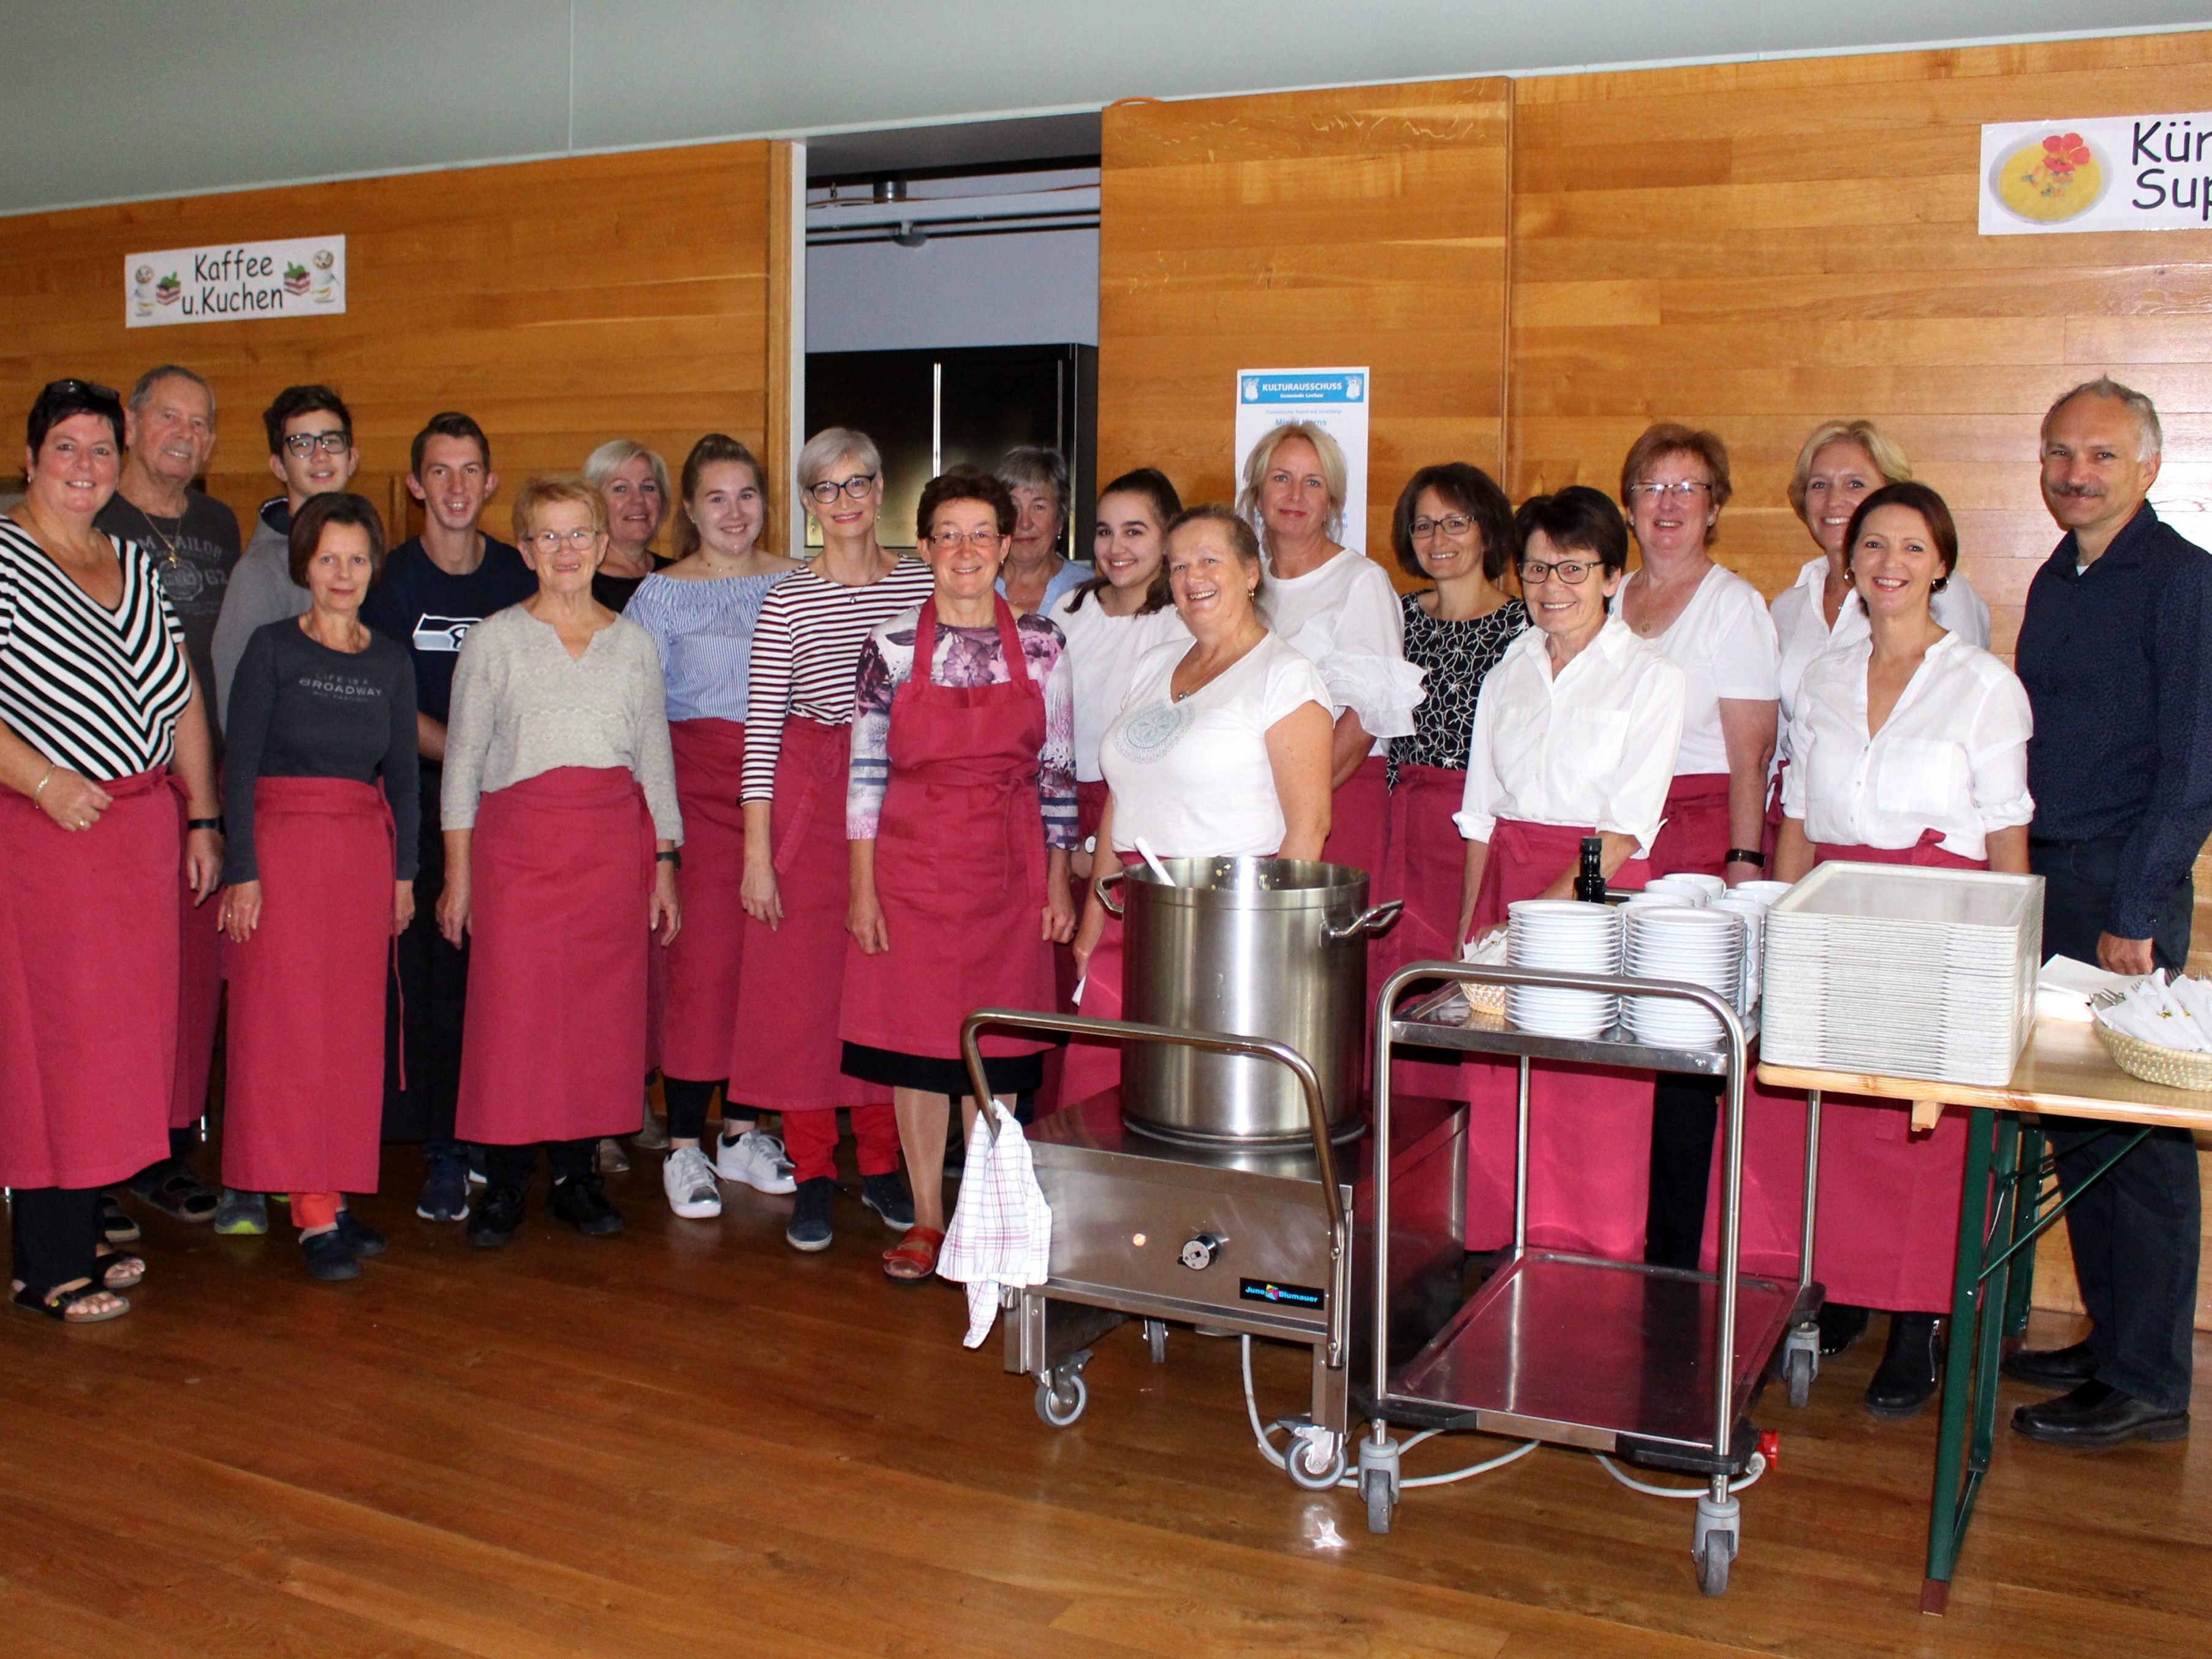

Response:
(1095, 864), (1127, 917)
(1324, 899), (1403, 942)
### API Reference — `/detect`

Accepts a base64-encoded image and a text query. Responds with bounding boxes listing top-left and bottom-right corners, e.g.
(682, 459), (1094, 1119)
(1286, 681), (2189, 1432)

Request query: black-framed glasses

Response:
(39, 377), (121, 406)
(806, 472), (877, 505)
(1410, 512), (1475, 540)
(282, 429), (352, 456)
(1518, 557), (1600, 586)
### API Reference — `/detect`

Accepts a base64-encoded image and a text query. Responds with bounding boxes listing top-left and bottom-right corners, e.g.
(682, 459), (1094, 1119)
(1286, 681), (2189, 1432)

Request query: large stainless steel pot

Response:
(1099, 856), (1400, 1146)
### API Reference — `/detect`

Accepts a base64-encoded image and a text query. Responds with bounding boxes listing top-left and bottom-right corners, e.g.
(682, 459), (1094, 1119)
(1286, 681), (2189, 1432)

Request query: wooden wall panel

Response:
(1098, 79), (1510, 585)
(1509, 31), (2212, 656)
(0, 142), (779, 548)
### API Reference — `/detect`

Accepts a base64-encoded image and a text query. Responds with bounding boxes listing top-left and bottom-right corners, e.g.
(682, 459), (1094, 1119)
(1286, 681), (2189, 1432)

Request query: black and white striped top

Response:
(0, 519), (192, 780)
(741, 556), (936, 801)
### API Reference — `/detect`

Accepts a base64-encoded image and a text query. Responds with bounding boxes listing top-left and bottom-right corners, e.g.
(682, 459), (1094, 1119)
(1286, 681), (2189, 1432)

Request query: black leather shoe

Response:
(335, 1210), (387, 1258)
(550, 1173), (624, 1238)
(2010, 1380), (2190, 1448)
(1819, 1301), (1871, 1356)
(1865, 1313), (1942, 1419)
(2000, 1340), (2097, 1388)
(468, 1183), (526, 1249)
(300, 1230), (360, 1282)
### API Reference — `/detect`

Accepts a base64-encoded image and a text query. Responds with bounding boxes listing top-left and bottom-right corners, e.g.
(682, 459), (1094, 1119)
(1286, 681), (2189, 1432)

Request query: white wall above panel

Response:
(807, 229), (1100, 353)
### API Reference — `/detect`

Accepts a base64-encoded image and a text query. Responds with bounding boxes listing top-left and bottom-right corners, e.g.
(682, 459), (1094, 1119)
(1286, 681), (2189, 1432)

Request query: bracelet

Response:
(656, 848), (682, 868)
(31, 763), (54, 803)
(187, 817), (224, 834)
(1724, 847), (1767, 869)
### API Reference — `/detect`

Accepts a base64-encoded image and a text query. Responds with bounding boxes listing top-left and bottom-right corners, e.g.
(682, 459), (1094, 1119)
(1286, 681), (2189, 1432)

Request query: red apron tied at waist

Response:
(661, 717), (749, 1082)
(1648, 771), (1731, 879)
(1322, 752), (1389, 879)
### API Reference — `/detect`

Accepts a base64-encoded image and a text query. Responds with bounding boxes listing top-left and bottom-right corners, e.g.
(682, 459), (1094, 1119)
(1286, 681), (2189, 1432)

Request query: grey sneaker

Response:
(632, 1112), (671, 1151)
(662, 1146), (723, 1219)
(213, 1189), (268, 1236)
(596, 1137), (631, 1175)
(714, 1127), (797, 1195)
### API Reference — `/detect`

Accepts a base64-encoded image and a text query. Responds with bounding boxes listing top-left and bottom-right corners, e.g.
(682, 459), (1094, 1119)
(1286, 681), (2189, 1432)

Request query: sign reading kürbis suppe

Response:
(1982, 115), (2212, 235)
(124, 235), (346, 326)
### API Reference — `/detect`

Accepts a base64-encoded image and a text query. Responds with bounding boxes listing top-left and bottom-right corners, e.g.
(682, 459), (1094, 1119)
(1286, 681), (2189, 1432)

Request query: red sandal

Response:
(882, 1226), (945, 1284)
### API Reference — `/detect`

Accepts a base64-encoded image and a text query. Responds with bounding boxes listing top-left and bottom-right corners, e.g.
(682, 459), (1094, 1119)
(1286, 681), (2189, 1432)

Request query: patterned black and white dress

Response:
(1387, 592), (1526, 785)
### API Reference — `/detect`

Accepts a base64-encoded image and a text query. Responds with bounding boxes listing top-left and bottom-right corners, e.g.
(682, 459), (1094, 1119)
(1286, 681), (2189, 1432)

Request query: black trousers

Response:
(1646, 1074), (1719, 1269)
(385, 763), (468, 1146)
(483, 1138), (594, 1192)
(10, 1187), (101, 1301)
(2032, 832), (2200, 1411)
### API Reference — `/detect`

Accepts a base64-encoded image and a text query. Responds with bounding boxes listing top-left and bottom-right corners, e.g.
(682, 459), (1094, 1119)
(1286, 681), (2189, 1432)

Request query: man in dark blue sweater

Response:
(2009, 378), (2211, 1448)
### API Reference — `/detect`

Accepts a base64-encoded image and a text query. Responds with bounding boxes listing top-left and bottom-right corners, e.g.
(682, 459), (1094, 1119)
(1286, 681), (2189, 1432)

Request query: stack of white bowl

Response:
(1624, 906), (1744, 1048)
(1504, 899), (1624, 1037)
(1709, 893), (1771, 1012)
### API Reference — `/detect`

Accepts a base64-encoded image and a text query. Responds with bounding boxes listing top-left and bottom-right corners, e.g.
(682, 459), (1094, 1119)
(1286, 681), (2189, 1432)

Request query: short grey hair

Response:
(581, 439), (670, 506)
(995, 445), (1068, 516)
(2044, 376), (2162, 461)
(797, 425), (881, 488)
(127, 365), (215, 419)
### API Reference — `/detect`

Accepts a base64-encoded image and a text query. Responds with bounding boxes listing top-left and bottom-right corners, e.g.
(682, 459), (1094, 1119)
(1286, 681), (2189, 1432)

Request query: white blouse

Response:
(1455, 616), (1687, 858)
(1781, 630), (2034, 861)
(1102, 632), (1329, 858)
(1260, 548), (1424, 756)
(1614, 563), (1778, 776)
(1047, 588), (1190, 782)
(1771, 553), (1993, 730)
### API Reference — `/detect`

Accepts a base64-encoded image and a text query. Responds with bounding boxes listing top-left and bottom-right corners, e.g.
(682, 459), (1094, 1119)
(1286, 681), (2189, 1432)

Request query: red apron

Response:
(1647, 771), (1732, 879)
(456, 766), (651, 1143)
(1380, 763), (1475, 1105)
(0, 771), (178, 1189)
(841, 598), (1055, 1064)
(1041, 778), (1117, 1110)
(1322, 752), (1390, 877)
(1458, 818), (1653, 1260)
(730, 716), (893, 1111)
(1062, 850), (1145, 1109)
(221, 778), (393, 1193)
(171, 785), (225, 1130)
(659, 719), (748, 1082)
(1702, 831), (1978, 1312)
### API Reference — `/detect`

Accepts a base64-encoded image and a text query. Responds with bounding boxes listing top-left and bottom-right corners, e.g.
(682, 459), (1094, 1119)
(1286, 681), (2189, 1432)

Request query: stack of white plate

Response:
(1505, 899), (1623, 1037)
(1624, 907), (1744, 1048)
(1709, 893), (1769, 1012)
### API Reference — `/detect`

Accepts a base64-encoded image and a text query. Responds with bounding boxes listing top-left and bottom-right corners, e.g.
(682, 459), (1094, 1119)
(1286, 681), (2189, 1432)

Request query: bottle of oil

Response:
(1575, 835), (1606, 904)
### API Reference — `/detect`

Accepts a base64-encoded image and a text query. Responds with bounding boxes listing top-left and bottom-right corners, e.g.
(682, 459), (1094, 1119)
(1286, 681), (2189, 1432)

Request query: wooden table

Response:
(1760, 1020), (2212, 1614)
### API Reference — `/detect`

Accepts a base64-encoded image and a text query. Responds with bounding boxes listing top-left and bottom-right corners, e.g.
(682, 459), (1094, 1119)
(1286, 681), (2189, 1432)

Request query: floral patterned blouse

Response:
(1387, 591), (1528, 784)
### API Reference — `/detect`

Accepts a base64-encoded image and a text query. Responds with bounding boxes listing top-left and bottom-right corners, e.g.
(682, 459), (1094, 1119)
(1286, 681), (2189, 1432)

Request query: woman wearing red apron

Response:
(626, 435), (803, 1218)
(1612, 424), (1782, 1269)
(1721, 481), (2033, 1418)
(1070, 507), (1335, 1107)
(738, 429), (936, 1253)
(218, 494), (419, 1280)
(1238, 421), (1423, 882)
(843, 469), (1078, 1282)
(1455, 488), (1686, 1260)
(439, 478), (684, 1249)
(0, 379), (224, 1322)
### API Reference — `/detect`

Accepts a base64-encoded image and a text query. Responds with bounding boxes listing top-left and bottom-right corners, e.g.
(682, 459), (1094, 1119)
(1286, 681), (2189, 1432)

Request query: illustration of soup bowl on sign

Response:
(1991, 130), (2108, 224)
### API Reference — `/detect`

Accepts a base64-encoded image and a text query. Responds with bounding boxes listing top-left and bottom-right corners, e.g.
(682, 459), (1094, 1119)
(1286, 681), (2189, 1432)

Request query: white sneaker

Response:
(715, 1127), (797, 1195)
(662, 1146), (723, 1219)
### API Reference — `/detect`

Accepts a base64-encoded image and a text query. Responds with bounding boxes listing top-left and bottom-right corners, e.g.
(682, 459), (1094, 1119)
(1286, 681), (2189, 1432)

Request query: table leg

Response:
(1969, 1117), (2020, 1476)
(2001, 1124), (2044, 1342)
(1922, 1104), (1996, 1616)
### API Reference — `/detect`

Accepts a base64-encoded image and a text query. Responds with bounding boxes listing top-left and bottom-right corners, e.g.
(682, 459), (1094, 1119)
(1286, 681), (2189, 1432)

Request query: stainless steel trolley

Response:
(1360, 961), (1824, 1596)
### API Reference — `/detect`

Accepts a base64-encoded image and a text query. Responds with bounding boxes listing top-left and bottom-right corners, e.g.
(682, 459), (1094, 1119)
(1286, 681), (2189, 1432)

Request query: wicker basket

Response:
(2094, 1017), (2212, 1092)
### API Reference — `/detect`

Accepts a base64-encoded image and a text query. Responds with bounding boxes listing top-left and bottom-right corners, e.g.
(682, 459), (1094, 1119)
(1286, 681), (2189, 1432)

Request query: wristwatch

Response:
(656, 849), (682, 869)
(1724, 847), (1766, 869)
(187, 817), (224, 834)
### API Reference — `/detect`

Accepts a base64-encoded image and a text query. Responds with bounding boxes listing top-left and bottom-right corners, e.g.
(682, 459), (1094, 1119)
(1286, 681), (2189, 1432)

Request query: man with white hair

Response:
(2008, 376), (2212, 1447)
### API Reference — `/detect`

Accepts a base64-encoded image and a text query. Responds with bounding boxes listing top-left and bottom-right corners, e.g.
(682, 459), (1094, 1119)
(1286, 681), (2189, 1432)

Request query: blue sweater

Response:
(2014, 502), (2212, 938)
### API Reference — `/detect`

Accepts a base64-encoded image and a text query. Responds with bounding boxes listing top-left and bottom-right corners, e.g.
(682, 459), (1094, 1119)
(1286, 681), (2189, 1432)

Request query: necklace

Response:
(1172, 627), (1263, 701)
(127, 499), (187, 569)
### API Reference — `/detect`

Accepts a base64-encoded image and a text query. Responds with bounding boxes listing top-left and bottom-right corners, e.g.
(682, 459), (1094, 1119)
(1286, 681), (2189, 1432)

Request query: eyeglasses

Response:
(1518, 557), (1600, 586)
(40, 378), (120, 404)
(930, 528), (1003, 550)
(806, 472), (877, 505)
(1629, 480), (1711, 502)
(527, 527), (600, 552)
(1410, 513), (1475, 540)
(282, 430), (352, 456)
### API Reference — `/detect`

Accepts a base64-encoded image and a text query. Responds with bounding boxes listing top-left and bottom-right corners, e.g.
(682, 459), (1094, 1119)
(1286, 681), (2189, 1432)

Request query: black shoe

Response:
(2000, 1339), (2098, 1389)
(862, 1170), (915, 1231)
(415, 1150), (470, 1222)
(550, 1173), (624, 1238)
(2010, 1380), (2190, 1448)
(1817, 1301), (1870, 1356)
(300, 1230), (360, 1282)
(1865, 1313), (1942, 1419)
(787, 1176), (835, 1252)
(335, 1210), (387, 1258)
(99, 1192), (141, 1245)
(468, 1183), (526, 1249)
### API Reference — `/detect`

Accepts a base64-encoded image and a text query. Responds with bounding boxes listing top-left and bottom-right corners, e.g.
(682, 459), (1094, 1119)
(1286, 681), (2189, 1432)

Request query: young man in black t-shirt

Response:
(360, 412), (536, 1222)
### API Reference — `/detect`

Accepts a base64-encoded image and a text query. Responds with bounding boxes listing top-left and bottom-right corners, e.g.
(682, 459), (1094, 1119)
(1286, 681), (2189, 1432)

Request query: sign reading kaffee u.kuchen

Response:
(124, 235), (345, 326)
(1981, 115), (2212, 235)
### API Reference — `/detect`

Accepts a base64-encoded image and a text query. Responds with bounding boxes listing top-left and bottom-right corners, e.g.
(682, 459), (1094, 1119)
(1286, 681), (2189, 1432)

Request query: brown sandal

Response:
(882, 1226), (945, 1284)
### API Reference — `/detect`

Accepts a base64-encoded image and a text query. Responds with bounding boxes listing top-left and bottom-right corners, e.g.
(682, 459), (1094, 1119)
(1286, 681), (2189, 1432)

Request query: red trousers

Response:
(781, 1104), (901, 1185)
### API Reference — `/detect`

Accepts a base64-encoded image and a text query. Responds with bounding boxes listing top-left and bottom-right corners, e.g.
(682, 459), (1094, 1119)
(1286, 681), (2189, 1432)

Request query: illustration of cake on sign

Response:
(1992, 130), (2106, 224)
(284, 262), (310, 296)
(311, 247), (340, 304)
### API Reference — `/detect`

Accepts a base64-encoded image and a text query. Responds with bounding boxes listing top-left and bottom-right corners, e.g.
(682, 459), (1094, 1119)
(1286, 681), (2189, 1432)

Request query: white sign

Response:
(1233, 368), (1371, 549)
(124, 235), (346, 326)
(1980, 115), (2212, 235)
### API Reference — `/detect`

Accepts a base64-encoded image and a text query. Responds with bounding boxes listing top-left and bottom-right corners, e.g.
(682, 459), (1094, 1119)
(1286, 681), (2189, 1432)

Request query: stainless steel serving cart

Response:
(1360, 961), (1824, 1596)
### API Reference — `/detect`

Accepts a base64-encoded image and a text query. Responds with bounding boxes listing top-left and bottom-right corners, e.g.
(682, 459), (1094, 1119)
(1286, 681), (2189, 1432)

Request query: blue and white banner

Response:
(125, 235), (346, 326)
(1235, 368), (1371, 546)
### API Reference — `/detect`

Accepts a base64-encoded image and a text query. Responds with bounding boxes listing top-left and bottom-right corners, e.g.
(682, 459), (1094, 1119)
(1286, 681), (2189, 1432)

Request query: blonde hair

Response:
(1237, 420), (1348, 541)
(511, 475), (608, 543)
(581, 439), (672, 512)
(1786, 420), (1913, 521)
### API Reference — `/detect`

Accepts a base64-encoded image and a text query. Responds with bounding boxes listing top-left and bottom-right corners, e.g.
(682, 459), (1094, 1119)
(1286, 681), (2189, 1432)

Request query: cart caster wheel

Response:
(1035, 1370), (1088, 1428)
(1695, 1533), (1735, 1597)
(1784, 1346), (1815, 1410)
(1361, 1467), (1395, 1533)
(1286, 1428), (1347, 1491)
(1143, 1319), (1168, 1364)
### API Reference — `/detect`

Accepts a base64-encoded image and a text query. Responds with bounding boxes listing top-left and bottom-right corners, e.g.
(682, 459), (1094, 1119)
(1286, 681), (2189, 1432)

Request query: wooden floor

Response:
(5, 1143), (2206, 1659)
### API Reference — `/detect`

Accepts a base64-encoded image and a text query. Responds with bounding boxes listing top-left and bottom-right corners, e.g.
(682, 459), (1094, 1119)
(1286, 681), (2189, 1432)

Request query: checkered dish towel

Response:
(937, 1102), (1053, 1347)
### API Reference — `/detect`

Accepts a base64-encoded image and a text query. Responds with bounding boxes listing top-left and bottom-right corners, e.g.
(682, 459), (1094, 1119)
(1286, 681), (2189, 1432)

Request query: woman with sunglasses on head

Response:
(581, 440), (672, 613)
(0, 379), (224, 1322)
(737, 429), (934, 1253)
(1455, 486), (1684, 1262)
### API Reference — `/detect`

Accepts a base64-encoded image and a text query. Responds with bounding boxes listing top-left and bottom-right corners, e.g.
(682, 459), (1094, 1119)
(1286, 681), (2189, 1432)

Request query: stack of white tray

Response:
(1759, 862), (2043, 1086)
